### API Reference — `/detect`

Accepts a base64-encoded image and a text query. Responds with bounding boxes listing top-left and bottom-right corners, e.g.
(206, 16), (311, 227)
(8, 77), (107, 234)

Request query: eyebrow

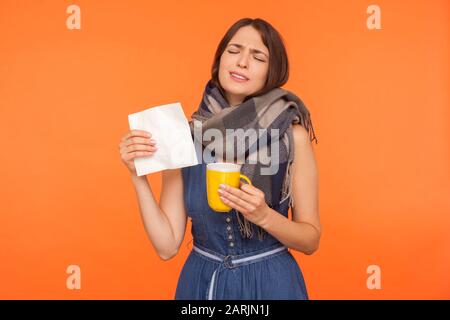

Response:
(228, 43), (269, 57)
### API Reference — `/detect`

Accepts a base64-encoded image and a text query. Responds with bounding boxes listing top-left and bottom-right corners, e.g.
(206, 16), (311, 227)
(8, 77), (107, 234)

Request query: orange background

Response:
(0, 0), (449, 299)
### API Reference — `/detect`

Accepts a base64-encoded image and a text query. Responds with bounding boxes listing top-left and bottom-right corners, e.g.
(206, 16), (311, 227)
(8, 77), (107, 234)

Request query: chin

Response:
(221, 81), (250, 95)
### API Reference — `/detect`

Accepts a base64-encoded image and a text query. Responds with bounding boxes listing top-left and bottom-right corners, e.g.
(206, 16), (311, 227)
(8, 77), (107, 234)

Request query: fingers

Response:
(122, 150), (154, 161)
(218, 185), (259, 207)
(121, 143), (157, 154)
(119, 130), (158, 161)
(239, 182), (263, 196)
(122, 130), (151, 142)
(124, 136), (156, 147)
(220, 196), (250, 214)
(119, 130), (156, 150)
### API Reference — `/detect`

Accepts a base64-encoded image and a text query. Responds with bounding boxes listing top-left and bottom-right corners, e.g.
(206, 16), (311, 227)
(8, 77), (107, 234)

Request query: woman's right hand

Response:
(119, 130), (158, 174)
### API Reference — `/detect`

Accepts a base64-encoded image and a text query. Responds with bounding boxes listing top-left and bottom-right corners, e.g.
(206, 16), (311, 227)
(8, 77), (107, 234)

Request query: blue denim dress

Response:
(174, 162), (309, 300)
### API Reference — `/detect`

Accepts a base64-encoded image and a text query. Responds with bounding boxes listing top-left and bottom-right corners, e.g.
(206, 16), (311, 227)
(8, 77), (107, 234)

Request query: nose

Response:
(237, 61), (247, 69)
(237, 52), (249, 69)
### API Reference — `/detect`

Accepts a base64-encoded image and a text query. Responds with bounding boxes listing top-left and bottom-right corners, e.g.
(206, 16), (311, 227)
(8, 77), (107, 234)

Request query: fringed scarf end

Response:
(235, 210), (267, 241)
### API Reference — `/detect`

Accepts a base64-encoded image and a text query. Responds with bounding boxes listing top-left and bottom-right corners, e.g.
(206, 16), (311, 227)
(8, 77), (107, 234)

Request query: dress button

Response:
(229, 242), (234, 247)
(226, 217), (231, 223)
(226, 226), (231, 231)
(228, 235), (233, 240)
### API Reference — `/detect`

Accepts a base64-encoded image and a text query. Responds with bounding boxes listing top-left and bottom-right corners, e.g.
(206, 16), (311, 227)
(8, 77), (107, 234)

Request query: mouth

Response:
(229, 71), (249, 82)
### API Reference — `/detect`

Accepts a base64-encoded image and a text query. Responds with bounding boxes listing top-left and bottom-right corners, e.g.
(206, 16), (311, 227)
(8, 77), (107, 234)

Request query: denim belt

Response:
(192, 244), (288, 300)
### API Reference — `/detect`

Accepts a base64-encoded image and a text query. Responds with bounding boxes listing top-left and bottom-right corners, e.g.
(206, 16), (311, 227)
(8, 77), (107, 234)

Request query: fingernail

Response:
(219, 184), (226, 189)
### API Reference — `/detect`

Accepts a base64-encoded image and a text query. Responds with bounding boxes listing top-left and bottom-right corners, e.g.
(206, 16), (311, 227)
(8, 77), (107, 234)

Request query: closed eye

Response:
(227, 50), (266, 62)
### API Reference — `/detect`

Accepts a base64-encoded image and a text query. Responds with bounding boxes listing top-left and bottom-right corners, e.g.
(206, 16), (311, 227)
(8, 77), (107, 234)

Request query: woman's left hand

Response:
(218, 182), (270, 227)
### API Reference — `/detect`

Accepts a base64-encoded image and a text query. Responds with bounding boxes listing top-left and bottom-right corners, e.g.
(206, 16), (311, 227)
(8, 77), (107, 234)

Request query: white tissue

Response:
(128, 102), (199, 176)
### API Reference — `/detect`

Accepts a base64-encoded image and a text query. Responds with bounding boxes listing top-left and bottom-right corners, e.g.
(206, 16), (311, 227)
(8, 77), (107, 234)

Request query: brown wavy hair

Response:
(211, 18), (289, 101)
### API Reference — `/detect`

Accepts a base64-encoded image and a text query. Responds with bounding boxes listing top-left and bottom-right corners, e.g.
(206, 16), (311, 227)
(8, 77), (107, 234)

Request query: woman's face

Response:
(218, 25), (270, 106)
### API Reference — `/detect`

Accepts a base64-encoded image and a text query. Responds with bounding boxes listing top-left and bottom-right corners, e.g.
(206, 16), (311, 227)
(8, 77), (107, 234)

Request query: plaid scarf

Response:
(189, 79), (318, 240)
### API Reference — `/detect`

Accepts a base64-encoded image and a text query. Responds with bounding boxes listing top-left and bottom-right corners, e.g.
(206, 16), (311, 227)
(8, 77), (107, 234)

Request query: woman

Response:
(119, 18), (321, 300)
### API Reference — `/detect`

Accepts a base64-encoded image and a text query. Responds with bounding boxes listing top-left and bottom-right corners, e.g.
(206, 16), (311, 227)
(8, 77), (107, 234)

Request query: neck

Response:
(225, 93), (245, 107)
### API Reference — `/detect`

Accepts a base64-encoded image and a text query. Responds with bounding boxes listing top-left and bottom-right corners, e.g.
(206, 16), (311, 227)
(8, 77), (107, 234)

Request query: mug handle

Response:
(239, 174), (252, 185)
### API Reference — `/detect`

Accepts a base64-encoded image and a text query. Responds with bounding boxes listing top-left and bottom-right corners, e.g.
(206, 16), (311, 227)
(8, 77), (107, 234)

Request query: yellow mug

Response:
(206, 162), (252, 212)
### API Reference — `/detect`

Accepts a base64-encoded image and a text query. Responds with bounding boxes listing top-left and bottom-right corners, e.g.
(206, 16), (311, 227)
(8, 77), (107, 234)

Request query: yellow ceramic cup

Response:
(206, 162), (252, 212)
